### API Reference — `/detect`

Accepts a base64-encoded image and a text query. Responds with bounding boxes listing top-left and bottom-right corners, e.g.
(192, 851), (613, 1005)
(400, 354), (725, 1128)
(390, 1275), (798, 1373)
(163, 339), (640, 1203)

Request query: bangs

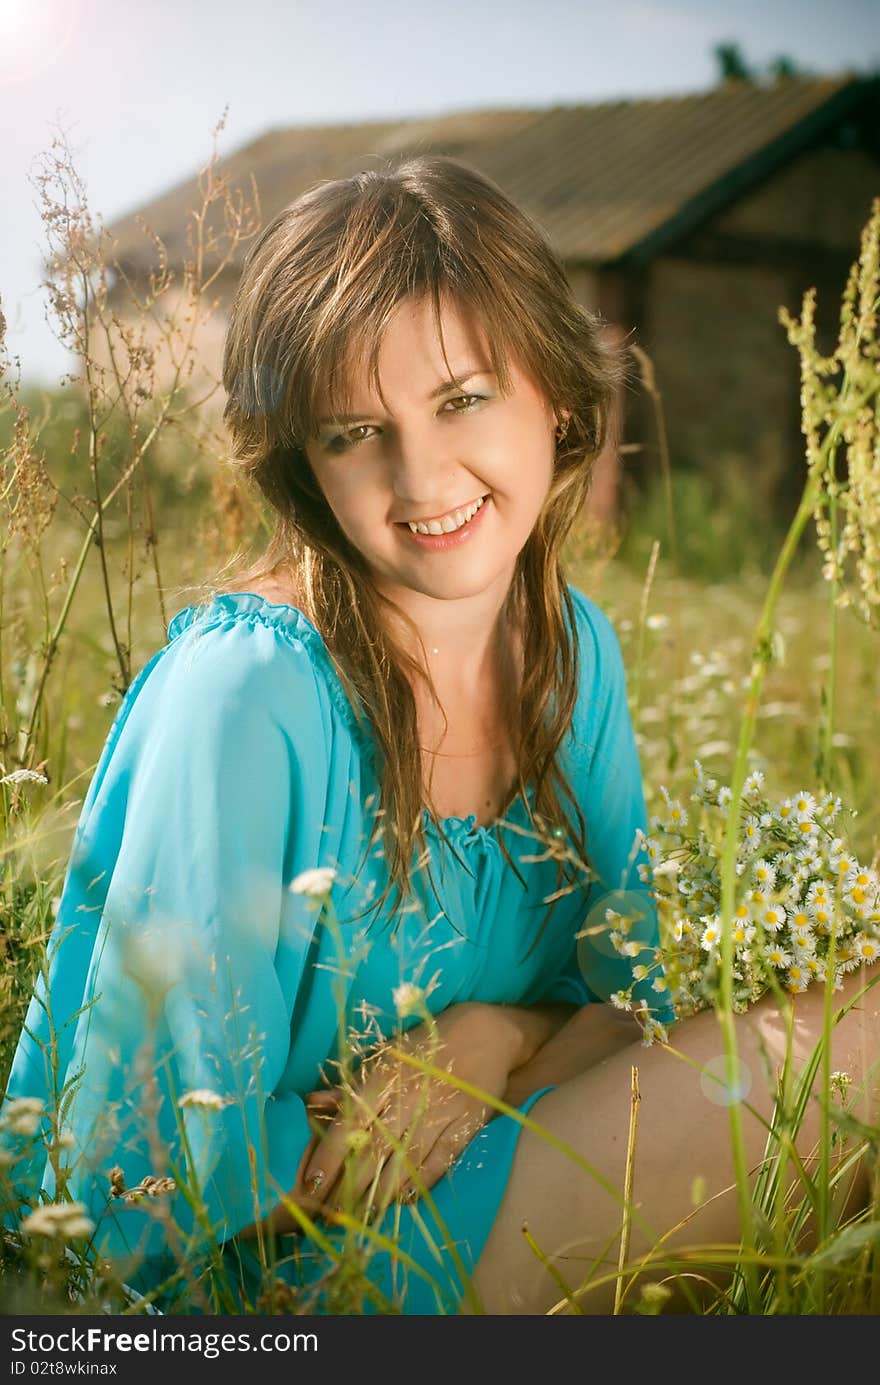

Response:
(270, 207), (527, 449)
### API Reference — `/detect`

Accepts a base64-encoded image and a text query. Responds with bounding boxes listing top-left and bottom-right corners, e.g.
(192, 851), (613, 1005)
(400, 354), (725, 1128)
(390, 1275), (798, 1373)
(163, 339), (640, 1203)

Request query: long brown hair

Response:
(204, 154), (624, 955)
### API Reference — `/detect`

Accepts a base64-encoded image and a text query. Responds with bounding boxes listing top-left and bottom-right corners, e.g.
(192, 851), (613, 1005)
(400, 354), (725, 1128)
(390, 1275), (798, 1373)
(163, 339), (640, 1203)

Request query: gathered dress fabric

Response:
(3, 584), (673, 1314)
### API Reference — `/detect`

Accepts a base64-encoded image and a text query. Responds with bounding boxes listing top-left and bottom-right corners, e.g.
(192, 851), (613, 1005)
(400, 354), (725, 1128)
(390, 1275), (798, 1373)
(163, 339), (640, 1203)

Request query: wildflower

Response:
(290, 866), (337, 896)
(751, 859), (777, 889)
(119, 1175), (177, 1203)
(1, 1097), (44, 1138)
(609, 991), (632, 1011)
(0, 768), (49, 786)
(179, 1089), (230, 1111)
(761, 904), (787, 934)
(108, 1166), (127, 1198)
(731, 922), (756, 948)
(792, 791), (817, 822)
(765, 945), (792, 970)
(20, 1202), (94, 1240)
(854, 935), (880, 962)
(638, 1015), (668, 1047)
(393, 982), (425, 1018)
(741, 820), (762, 852)
(637, 1281), (673, 1314)
(700, 920), (721, 952)
(830, 1071), (853, 1101)
(743, 770), (765, 799)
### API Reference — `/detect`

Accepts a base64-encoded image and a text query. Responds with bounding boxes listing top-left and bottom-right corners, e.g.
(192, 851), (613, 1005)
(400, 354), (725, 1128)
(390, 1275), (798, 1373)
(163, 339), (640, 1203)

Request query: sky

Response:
(1, 0), (878, 386)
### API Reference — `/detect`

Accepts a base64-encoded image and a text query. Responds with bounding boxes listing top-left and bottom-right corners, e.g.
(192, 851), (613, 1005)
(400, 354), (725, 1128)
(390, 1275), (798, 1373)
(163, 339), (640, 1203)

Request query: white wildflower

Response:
(743, 770), (765, 799)
(0, 768), (49, 786)
(20, 1202), (94, 1240)
(760, 904), (787, 934)
(855, 935), (880, 962)
(700, 920), (721, 952)
(792, 791), (817, 821)
(393, 982), (425, 1018)
(609, 990), (632, 1011)
(290, 866), (338, 896)
(179, 1089), (230, 1111)
(765, 945), (792, 969)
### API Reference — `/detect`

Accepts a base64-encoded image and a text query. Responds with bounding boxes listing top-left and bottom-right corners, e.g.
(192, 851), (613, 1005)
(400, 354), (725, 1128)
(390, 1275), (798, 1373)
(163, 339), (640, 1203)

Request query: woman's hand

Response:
(300, 1002), (521, 1225)
(501, 1001), (644, 1106)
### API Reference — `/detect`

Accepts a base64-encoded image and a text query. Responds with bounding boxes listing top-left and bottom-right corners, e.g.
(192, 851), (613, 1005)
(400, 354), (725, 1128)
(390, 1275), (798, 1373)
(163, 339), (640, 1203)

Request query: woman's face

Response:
(305, 294), (562, 606)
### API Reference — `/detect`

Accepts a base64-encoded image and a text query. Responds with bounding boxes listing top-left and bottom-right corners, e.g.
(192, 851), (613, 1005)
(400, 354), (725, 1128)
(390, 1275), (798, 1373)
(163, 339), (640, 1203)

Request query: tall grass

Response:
(1, 124), (879, 1313)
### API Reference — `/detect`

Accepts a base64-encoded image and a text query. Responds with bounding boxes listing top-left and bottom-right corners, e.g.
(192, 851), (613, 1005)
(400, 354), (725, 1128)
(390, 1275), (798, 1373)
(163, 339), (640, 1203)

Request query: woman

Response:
(3, 156), (877, 1317)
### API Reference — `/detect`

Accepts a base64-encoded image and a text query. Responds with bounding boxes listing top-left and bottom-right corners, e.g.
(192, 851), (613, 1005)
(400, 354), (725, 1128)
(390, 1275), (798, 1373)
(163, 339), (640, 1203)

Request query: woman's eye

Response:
(324, 396), (485, 453)
(325, 425), (374, 453)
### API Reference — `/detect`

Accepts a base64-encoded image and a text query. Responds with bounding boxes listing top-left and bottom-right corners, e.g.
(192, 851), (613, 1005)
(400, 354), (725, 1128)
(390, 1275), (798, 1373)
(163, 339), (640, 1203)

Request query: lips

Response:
(395, 493), (490, 528)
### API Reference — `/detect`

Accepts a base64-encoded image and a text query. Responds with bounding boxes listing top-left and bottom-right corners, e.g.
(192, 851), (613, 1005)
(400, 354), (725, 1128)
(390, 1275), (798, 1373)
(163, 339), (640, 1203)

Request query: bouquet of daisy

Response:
(608, 760), (880, 1020)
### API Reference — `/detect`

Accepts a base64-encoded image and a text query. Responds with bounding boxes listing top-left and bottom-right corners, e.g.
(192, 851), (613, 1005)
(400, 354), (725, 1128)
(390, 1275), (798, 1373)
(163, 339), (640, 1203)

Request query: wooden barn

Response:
(104, 73), (880, 525)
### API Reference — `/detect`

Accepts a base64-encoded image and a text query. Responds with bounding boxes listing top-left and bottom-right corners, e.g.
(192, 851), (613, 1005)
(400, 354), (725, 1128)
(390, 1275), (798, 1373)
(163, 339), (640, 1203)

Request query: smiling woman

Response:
(2, 153), (676, 1317)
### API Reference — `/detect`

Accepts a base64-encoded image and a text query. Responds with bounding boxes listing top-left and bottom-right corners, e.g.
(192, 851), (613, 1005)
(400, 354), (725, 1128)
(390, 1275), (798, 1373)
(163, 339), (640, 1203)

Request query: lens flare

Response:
(1, 0), (81, 87)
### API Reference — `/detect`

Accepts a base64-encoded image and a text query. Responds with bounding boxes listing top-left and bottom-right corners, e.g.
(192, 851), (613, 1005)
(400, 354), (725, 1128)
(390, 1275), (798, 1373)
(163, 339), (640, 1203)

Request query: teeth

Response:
(407, 495), (485, 536)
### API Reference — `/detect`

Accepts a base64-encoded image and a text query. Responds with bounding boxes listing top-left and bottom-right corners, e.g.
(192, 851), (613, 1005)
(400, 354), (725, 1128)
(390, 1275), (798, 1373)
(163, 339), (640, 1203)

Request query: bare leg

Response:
(461, 968), (880, 1314)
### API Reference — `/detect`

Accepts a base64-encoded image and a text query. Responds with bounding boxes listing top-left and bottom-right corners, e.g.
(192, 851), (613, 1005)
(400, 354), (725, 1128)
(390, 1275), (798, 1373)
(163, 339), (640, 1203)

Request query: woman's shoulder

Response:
(162, 579), (368, 750)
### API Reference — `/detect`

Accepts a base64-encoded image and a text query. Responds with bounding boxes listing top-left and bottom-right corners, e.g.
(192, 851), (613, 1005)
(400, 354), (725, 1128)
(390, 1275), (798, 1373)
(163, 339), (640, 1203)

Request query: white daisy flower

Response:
(761, 904), (787, 933)
(751, 859), (777, 890)
(610, 990), (632, 1010)
(731, 922), (756, 948)
(700, 920), (721, 952)
(741, 820), (762, 852)
(743, 770), (765, 799)
(765, 945), (792, 969)
(855, 935), (880, 963)
(792, 791), (817, 821)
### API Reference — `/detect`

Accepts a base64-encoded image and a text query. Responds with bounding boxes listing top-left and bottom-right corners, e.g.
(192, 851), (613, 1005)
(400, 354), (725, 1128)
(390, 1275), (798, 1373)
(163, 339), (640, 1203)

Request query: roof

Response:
(105, 74), (878, 275)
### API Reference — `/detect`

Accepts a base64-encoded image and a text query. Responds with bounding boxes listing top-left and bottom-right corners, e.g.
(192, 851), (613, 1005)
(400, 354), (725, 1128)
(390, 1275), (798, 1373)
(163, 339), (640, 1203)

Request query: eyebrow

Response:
(317, 369), (492, 428)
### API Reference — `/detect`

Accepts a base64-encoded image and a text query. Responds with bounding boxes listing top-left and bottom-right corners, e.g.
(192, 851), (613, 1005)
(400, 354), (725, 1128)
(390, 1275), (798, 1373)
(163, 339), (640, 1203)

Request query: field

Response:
(1, 148), (878, 1314)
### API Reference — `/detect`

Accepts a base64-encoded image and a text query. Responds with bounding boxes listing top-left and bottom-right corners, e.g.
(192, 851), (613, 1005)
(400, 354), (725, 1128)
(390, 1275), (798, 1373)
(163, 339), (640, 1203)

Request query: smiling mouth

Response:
(395, 493), (490, 530)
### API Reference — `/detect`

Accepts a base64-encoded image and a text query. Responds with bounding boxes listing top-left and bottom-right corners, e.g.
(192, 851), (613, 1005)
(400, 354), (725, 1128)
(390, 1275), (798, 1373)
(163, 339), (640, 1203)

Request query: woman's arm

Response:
(501, 1002), (644, 1106)
(470, 1000), (579, 1071)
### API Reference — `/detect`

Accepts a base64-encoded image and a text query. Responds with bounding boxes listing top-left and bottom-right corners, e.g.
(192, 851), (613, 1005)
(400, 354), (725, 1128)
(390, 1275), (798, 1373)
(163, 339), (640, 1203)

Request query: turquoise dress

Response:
(2, 584), (672, 1315)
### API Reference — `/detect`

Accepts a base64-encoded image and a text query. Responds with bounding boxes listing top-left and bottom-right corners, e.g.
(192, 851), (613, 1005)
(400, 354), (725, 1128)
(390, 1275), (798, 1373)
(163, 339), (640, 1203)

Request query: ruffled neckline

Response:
(166, 589), (534, 846)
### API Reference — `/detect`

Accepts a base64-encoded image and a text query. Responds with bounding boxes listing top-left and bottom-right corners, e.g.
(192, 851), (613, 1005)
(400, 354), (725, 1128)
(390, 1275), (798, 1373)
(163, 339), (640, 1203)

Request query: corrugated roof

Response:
(105, 75), (877, 274)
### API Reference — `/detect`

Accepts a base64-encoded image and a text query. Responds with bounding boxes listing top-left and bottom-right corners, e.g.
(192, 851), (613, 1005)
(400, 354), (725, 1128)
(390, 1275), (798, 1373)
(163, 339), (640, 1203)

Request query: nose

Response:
(388, 419), (470, 516)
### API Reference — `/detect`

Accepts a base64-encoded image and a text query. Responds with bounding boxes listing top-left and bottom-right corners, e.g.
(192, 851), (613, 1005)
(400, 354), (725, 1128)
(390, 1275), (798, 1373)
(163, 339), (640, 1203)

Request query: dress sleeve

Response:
(541, 590), (675, 1028)
(3, 614), (332, 1269)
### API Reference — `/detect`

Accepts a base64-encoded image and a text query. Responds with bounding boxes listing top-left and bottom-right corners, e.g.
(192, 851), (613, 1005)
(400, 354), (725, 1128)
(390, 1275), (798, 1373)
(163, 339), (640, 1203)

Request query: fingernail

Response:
(306, 1170), (325, 1195)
